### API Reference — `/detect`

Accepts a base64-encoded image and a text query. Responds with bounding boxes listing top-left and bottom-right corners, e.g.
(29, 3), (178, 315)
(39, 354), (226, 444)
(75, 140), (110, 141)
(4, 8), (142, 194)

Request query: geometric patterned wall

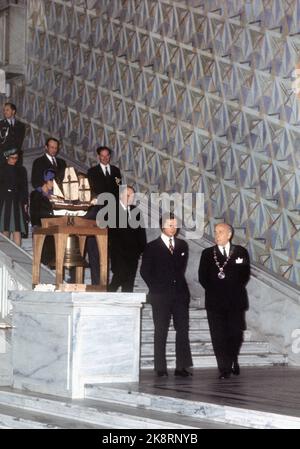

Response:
(14, 0), (300, 286)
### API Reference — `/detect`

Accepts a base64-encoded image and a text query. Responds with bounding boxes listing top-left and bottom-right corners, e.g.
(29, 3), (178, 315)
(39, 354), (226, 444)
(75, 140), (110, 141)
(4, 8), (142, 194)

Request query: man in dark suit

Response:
(108, 186), (146, 292)
(87, 146), (121, 199)
(0, 103), (26, 165)
(198, 223), (250, 379)
(85, 146), (122, 285)
(31, 137), (67, 188)
(140, 213), (193, 378)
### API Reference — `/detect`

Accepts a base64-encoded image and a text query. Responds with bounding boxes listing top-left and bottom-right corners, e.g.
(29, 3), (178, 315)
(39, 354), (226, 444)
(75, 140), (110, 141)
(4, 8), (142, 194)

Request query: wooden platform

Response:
(138, 366), (300, 418)
(86, 366), (300, 428)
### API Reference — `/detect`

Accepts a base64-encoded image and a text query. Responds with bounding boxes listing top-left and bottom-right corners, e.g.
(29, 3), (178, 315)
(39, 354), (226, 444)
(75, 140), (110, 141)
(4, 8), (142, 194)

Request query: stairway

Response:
(134, 270), (287, 370)
(141, 304), (286, 369)
(0, 388), (246, 429)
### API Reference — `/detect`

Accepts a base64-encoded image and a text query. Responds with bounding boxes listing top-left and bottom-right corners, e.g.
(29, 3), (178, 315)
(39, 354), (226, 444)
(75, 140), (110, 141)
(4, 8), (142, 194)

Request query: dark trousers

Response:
(207, 309), (245, 374)
(109, 258), (139, 292)
(85, 207), (101, 285)
(151, 296), (193, 372)
(86, 236), (100, 285)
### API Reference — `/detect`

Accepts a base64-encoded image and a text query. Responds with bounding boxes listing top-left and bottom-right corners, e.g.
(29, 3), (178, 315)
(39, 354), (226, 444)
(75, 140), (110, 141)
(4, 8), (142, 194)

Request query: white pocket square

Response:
(235, 258), (243, 264)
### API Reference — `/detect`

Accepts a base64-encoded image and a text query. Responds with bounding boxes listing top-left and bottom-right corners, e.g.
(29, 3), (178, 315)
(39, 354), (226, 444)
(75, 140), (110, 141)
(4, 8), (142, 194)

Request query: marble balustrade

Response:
(10, 291), (146, 398)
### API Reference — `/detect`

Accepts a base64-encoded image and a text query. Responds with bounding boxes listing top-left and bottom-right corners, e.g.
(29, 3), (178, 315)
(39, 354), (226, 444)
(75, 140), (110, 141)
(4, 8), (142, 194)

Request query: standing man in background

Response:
(0, 103), (26, 165)
(87, 146), (121, 199)
(31, 137), (66, 188)
(86, 146), (122, 285)
(198, 223), (250, 379)
(140, 213), (193, 378)
(108, 186), (146, 292)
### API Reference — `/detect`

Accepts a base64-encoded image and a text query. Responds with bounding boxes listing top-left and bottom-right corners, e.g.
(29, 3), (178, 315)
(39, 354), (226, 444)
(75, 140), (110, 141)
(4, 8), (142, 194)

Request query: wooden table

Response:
(32, 216), (108, 288)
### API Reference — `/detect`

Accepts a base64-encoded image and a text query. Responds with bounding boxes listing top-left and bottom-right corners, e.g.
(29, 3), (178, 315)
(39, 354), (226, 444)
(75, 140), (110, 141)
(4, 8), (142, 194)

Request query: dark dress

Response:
(30, 189), (55, 265)
(0, 164), (28, 233)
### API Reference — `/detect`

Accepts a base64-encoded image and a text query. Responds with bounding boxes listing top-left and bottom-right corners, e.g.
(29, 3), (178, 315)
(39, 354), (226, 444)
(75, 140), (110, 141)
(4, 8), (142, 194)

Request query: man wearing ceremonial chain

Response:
(198, 223), (250, 379)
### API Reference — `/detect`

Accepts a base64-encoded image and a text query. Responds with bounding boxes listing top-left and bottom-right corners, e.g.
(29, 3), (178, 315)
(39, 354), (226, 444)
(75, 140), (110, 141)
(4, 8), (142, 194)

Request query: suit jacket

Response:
(140, 236), (190, 304)
(30, 190), (54, 227)
(198, 244), (250, 312)
(87, 164), (121, 198)
(31, 154), (67, 188)
(0, 119), (26, 164)
(109, 205), (147, 265)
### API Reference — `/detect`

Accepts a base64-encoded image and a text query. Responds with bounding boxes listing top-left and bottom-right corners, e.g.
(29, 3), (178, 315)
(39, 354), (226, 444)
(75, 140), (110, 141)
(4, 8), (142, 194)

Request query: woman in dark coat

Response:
(30, 169), (55, 265)
(0, 148), (28, 246)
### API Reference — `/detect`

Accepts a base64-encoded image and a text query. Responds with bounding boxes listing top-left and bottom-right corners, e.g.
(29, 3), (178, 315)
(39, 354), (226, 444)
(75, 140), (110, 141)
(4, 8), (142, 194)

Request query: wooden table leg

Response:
(95, 233), (108, 289)
(54, 233), (68, 286)
(32, 234), (46, 286)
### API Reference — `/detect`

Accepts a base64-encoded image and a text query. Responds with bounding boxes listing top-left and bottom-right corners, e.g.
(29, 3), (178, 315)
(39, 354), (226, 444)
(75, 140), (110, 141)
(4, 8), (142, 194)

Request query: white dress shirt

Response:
(161, 233), (175, 250)
(100, 163), (110, 176)
(218, 242), (230, 257)
(46, 153), (57, 165)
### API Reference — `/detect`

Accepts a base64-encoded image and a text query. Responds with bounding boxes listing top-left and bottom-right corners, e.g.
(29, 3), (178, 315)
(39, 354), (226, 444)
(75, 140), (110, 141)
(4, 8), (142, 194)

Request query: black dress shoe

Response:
(218, 372), (231, 379)
(232, 362), (240, 375)
(156, 370), (168, 377)
(174, 369), (193, 377)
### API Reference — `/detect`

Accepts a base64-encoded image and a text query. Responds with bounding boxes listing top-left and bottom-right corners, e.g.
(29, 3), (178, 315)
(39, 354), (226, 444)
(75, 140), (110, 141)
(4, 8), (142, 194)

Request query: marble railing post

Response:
(0, 259), (27, 328)
(0, 264), (10, 326)
(10, 291), (146, 398)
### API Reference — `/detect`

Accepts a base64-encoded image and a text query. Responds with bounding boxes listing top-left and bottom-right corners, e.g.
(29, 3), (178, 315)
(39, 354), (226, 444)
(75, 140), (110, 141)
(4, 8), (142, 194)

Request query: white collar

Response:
(46, 153), (56, 163)
(100, 163), (110, 175)
(161, 233), (175, 249)
(218, 242), (230, 257)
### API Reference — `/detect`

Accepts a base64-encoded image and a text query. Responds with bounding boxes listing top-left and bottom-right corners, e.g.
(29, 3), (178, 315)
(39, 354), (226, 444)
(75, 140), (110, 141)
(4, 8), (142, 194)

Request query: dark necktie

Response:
(169, 238), (174, 255)
(52, 157), (57, 167)
(105, 166), (109, 177)
(223, 247), (226, 257)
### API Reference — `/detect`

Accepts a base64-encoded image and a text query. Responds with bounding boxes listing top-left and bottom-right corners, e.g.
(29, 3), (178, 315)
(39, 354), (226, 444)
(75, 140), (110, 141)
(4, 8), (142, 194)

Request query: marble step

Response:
(0, 389), (200, 429)
(142, 306), (207, 320)
(142, 318), (209, 331)
(141, 341), (270, 356)
(0, 404), (102, 429)
(142, 329), (252, 342)
(84, 383), (300, 429)
(142, 329), (212, 342)
(141, 353), (287, 369)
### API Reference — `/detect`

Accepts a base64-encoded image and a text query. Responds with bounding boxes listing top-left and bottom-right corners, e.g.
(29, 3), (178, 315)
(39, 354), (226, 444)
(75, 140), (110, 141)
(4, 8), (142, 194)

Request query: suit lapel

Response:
(98, 164), (105, 178)
(43, 154), (52, 168)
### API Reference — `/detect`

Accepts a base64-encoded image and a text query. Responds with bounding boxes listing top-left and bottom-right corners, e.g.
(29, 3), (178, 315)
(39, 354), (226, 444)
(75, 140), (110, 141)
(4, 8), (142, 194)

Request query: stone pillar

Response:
(0, 265), (10, 325)
(10, 291), (146, 398)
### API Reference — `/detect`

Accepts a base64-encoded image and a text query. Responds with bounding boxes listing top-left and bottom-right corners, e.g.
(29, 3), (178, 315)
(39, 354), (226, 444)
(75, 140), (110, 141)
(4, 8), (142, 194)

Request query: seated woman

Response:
(0, 148), (28, 246)
(30, 169), (55, 265)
